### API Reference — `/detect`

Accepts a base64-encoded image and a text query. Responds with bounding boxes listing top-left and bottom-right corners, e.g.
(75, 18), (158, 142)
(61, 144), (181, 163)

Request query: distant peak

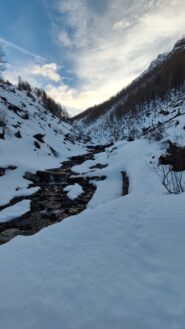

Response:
(173, 37), (185, 50)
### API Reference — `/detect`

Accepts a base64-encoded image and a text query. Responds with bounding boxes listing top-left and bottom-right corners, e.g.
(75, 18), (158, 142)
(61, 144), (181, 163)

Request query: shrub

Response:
(158, 141), (185, 193)
(159, 164), (184, 194)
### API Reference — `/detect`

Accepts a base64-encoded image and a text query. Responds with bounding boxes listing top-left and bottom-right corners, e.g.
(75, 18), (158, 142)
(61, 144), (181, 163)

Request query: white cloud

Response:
(4, 0), (185, 116)
(5, 61), (61, 91)
(32, 63), (61, 82)
(5, 62), (42, 87)
(53, 0), (185, 115)
(46, 84), (105, 115)
(57, 31), (71, 47)
(6, 61), (61, 85)
(113, 19), (131, 31)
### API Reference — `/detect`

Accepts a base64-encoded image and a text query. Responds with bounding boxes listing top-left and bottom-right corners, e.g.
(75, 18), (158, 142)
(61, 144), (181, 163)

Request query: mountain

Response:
(73, 38), (185, 143)
(0, 80), (91, 225)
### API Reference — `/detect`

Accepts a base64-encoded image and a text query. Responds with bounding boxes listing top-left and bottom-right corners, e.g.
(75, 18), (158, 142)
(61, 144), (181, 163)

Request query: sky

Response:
(0, 0), (185, 116)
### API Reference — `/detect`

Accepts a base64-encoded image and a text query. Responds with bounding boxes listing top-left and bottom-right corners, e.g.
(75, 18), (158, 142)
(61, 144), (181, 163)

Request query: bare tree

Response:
(159, 164), (184, 194)
(0, 109), (7, 127)
(0, 109), (7, 139)
(151, 144), (184, 194)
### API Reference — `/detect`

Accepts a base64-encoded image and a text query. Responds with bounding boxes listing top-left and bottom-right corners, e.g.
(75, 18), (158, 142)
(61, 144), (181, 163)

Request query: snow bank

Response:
(0, 200), (30, 222)
(64, 183), (83, 200)
(0, 139), (185, 329)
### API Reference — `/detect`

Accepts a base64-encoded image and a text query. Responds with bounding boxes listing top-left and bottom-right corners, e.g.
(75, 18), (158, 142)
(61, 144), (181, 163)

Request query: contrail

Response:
(0, 37), (45, 63)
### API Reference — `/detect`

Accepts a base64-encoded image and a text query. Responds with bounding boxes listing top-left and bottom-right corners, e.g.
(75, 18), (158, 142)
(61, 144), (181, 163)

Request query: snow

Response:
(64, 183), (83, 200)
(1, 80), (185, 328)
(0, 200), (30, 222)
(0, 167), (40, 206)
(75, 90), (185, 144)
(0, 81), (86, 209)
(0, 138), (185, 328)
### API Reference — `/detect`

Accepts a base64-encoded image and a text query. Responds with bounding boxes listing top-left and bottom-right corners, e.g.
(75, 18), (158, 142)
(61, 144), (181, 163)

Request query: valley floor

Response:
(0, 139), (185, 328)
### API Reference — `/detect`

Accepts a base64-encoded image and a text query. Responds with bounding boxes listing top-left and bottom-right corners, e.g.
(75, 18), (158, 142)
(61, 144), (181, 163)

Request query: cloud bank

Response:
(47, 0), (185, 114)
(32, 63), (61, 82)
(4, 0), (185, 115)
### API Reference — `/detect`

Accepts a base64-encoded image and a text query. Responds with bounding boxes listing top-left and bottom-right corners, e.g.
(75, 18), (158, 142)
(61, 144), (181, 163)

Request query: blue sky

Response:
(0, 0), (185, 115)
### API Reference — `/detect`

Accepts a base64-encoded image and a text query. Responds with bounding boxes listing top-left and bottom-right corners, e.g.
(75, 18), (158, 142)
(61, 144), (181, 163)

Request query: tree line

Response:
(74, 38), (185, 124)
(0, 43), (68, 121)
(18, 76), (68, 120)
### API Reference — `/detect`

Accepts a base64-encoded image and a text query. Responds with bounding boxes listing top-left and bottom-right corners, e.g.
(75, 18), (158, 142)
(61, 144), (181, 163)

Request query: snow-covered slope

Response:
(0, 138), (185, 329)
(0, 81), (86, 214)
(73, 38), (185, 143)
(74, 92), (185, 144)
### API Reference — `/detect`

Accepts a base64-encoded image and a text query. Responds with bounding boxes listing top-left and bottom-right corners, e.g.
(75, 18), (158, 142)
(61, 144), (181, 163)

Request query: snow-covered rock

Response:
(64, 183), (83, 200)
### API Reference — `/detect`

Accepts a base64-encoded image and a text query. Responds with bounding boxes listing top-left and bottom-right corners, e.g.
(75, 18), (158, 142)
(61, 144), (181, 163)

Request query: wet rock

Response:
(89, 163), (108, 170)
(8, 104), (22, 113)
(48, 145), (59, 157)
(24, 171), (40, 184)
(15, 130), (22, 138)
(121, 171), (129, 195)
(0, 96), (7, 103)
(0, 129), (5, 139)
(33, 133), (45, 143)
(34, 141), (40, 149)
(0, 168), (6, 177)
(0, 165), (17, 177)
(89, 175), (107, 181)
(7, 165), (17, 170)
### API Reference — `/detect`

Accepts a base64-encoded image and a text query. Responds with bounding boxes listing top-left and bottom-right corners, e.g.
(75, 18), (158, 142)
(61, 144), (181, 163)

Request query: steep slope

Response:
(73, 38), (185, 143)
(0, 80), (88, 222)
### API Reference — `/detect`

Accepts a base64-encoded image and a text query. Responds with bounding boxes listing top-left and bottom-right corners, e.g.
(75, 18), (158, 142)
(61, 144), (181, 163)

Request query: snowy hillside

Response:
(0, 80), (87, 221)
(73, 38), (185, 143)
(74, 92), (185, 144)
(1, 136), (185, 329)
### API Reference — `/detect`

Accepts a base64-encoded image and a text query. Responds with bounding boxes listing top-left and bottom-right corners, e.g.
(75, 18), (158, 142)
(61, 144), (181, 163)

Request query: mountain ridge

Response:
(73, 38), (185, 143)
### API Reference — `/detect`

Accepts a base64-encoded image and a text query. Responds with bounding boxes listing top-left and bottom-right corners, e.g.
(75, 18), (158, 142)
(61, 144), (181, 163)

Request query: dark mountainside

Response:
(73, 38), (185, 134)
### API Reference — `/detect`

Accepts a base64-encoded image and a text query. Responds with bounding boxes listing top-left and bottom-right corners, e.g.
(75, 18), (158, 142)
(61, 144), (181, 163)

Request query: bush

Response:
(158, 141), (185, 193)
(159, 141), (185, 171)
(159, 164), (184, 194)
